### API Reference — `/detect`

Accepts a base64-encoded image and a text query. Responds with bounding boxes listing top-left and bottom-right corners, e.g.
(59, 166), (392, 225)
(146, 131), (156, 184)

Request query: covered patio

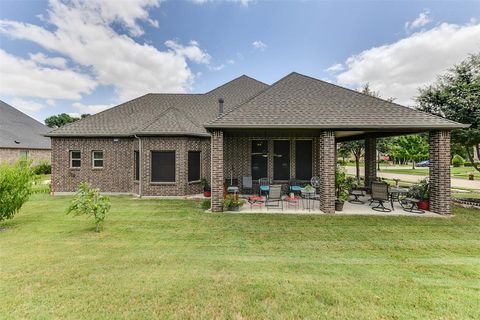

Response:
(204, 73), (467, 215)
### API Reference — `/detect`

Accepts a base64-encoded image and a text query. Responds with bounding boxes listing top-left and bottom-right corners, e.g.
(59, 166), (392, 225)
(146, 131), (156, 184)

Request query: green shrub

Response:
(452, 155), (465, 167)
(32, 182), (51, 194)
(201, 199), (211, 210)
(0, 161), (34, 221)
(32, 161), (51, 175)
(67, 182), (111, 232)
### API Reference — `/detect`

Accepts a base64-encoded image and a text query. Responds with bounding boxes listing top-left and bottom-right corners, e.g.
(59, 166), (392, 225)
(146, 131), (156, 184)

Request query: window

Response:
(273, 140), (290, 180)
(92, 151), (104, 168)
(151, 151), (175, 182)
(19, 150), (29, 159)
(251, 140), (268, 180)
(134, 151), (140, 181)
(188, 151), (201, 182)
(296, 140), (312, 180)
(70, 150), (81, 168)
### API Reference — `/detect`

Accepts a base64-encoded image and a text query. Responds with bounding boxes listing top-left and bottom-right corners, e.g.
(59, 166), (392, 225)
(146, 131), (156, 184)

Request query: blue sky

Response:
(0, 0), (479, 123)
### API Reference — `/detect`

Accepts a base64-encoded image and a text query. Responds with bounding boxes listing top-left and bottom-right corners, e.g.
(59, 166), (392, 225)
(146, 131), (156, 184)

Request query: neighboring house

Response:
(0, 100), (51, 165)
(47, 72), (467, 215)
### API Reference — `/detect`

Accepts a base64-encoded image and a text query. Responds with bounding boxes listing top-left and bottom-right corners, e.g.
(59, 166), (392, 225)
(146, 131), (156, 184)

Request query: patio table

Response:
(389, 187), (409, 210)
(301, 189), (318, 211)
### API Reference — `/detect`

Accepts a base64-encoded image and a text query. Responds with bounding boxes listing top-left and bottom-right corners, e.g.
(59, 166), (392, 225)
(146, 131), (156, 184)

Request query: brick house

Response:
(0, 100), (51, 165)
(47, 73), (467, 214)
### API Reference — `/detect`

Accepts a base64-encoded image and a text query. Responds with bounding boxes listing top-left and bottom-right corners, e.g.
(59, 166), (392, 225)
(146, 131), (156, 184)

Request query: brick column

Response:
(364, 137), (377, 188)
(211, 130), (224, 212)
(429, 130), (451, 215)
(319, 131), (336, 213)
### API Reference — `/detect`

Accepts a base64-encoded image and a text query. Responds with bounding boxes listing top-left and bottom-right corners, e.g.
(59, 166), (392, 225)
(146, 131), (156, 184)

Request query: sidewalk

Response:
(345, 167), (480, 191)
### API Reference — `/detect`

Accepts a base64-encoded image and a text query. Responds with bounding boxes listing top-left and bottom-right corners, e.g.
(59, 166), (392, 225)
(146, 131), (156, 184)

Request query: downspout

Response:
(134, 135), (142, 198)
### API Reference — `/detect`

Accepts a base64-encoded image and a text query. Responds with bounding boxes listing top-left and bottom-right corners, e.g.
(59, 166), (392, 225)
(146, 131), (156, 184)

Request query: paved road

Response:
(345, 167), (480, 191)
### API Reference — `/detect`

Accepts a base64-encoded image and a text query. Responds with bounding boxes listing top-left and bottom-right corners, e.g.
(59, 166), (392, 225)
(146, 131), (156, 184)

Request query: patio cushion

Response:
(259, 185), (270, 192)
(290, 186), (302, 192)
(227, 186), (239, 193)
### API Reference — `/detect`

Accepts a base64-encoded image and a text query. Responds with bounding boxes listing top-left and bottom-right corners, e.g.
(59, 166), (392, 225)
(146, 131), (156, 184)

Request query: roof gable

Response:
(206, 72), (466, 130)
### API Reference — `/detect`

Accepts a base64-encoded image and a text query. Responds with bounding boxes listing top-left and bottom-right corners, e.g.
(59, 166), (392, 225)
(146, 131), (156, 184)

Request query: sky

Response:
(0, 0), (479, 123)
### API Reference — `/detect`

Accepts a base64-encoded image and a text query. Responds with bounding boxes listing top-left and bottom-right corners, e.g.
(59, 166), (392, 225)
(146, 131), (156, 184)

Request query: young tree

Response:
(338, 141), (364, 183)
(45, 113), (90, 128)
(391, 135), (429, 169)
(67, 183), (111, 232)
(416, 53), (480, 172)
(0, 161), (34, 222)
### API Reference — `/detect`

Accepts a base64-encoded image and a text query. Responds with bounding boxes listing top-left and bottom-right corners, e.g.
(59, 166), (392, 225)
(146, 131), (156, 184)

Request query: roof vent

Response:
(218, 98), (224, 116)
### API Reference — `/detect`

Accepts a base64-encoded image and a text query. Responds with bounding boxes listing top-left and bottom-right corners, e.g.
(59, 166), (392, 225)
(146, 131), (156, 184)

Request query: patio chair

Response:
(370, 181), (392, 212)
(288, 179), (302, 195)
(265, 184), (283, 210)
(242, 176), (253, 195)
(225, 178), (239, 195)
(258, 177), (270, 196)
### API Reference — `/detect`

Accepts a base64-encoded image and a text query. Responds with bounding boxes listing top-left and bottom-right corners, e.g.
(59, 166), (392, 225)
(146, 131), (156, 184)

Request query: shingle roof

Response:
(47, 75), (269, 137)
(0, 100), (51, 149)
(206, 72), (467, 130)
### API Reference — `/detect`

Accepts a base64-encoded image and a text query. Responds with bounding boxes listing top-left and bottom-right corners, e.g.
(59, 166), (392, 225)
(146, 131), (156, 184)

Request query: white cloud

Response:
(191, 0), (252, 6)
(10, 98), (46, 113)
(405, 10), (432, 31)
(335, 22), (480, 105)
(165, 40), (211, 64)
(72, 102), (114, 114)
(0, 0), (211, 101)
(0, 49), (97, 100)
(325, 63), (344, 73)
(46, 99), (56, 106)
(29, 52), (67, 69)
(252, 40), (267, 51)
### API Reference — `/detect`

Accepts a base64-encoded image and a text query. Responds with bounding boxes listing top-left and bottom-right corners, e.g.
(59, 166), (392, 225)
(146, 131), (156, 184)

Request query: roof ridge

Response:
(205, 72), (296, 125)
(0, 100), (47, 128)
(205, 74), (268, 95)
(290, 72), (460, 124)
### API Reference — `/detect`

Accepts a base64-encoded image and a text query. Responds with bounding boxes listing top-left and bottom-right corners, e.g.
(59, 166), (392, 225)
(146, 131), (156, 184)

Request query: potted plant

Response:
(408, 179), (430, 210)
(335, 165), (351, 211)
(200, 178), (211, 197)
(222, 194), (246, 211)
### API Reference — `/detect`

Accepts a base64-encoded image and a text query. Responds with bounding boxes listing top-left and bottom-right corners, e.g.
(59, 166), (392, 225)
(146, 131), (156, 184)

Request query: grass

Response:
(379, 166), (480, 180)
(1, 195), (480, 319)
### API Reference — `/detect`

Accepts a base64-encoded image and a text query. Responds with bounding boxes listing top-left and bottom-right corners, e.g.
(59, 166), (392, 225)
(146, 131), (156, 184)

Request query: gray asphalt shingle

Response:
(0, 100), (51, 149)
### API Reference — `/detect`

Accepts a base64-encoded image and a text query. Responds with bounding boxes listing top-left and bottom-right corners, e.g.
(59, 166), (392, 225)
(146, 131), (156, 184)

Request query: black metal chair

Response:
(370, 182), (392, 212)
(265, 185), (283, 210)
(259, 177), (270, 196)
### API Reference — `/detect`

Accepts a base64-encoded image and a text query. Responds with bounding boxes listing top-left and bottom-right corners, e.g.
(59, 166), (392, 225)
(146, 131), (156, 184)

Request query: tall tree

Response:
(416, 53), (480, 172)
(338, 141), (364, 184)
(45, 113), (90, 128)
(390, 135), (429, 169)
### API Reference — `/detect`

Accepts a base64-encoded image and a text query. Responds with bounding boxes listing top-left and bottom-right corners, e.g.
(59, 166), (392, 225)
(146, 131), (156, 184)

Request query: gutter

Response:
(134, 135), (142, 198)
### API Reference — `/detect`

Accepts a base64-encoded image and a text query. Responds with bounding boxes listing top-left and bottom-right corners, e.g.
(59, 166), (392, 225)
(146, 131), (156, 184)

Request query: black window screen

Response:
(134, 151), (140, 181)
(151, 151), (175, 182)
(296, 140), (312, 180)
(274, 140), (290, 180)
(188, 151), (201, 182)
(251, 140), (268, 180)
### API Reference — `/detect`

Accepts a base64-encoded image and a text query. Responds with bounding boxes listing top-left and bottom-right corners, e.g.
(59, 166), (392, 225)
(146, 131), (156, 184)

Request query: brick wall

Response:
(429, 130), (451, 215)
(211, 130), (224, 212)
(51, 136), (210, 196)
(318, 131), (336, 213)
(364, 137), (377, 188)
(51, 138), (135, 193)
(0, 148), (51, 165)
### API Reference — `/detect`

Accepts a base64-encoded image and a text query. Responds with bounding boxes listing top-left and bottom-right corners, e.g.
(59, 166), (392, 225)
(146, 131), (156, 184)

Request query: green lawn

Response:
(1, 195), (480, 319)
(380, 166), (480, 180)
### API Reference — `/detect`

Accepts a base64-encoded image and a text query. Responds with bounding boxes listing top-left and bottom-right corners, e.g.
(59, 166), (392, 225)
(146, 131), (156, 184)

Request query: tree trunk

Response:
(355, 157), (360, 184)
(377, 150), (381, 171)
(477, 144), (480, 160)
(412, 160), (415, 170)
(95, 223), (100, 232)
(465, 145), (480, 172)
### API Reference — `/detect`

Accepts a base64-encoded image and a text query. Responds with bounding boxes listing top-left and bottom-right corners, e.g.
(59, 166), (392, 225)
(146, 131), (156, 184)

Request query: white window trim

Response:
(92, 150), (104, 169)
(70, 150), (81, 168)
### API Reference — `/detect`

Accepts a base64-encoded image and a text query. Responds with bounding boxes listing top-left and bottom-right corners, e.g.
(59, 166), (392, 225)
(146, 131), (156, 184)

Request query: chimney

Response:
(218, 98), (224, 116)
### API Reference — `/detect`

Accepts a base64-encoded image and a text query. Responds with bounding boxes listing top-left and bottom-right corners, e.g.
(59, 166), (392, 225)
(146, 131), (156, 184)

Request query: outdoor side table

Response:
(389, 187), (409, 210)
(284, 195), (300, 210)
(301, 189), (316, 211)
(349, 189), (364, 204)
(402, 198), (424, 214)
